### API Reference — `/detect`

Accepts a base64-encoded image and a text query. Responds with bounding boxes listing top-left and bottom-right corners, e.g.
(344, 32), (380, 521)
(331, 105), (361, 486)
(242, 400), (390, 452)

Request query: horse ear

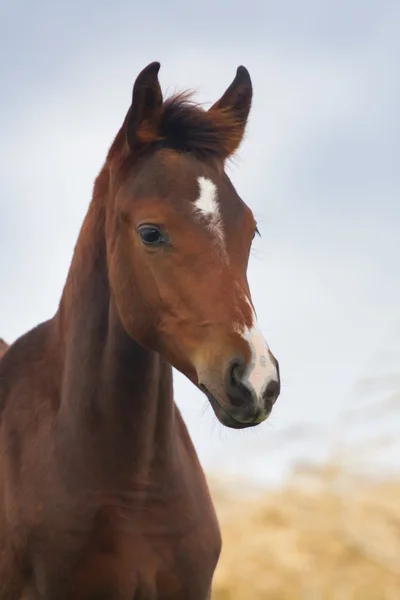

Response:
(125, 62), (163, 151)
(208, 66), (253, 157)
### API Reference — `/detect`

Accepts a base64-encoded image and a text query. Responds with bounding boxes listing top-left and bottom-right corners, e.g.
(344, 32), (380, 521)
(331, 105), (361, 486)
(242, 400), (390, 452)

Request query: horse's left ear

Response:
(208, 66), (253, 156)
(125, 62), (164, 151)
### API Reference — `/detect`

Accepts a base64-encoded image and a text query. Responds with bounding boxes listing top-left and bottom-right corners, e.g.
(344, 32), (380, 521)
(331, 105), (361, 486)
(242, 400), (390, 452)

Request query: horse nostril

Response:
(230, 361), (241, 387)
(227, 356), (245, 383)
(263, 379), (280, 406)
(225, 357), (252, 407)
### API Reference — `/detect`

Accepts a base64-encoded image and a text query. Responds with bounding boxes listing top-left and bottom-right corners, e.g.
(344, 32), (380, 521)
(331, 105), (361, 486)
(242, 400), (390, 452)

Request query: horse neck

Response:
(54, 170), (176, 472)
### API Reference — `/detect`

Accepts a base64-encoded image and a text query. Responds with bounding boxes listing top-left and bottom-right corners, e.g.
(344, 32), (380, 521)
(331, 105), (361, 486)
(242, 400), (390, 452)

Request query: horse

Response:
(0, 339), (8, 359)
(0, 62), (280, 599)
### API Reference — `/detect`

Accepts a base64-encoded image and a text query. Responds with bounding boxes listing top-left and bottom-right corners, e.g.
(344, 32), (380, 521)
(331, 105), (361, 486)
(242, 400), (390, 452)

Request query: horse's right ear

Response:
(125, 62), (163, 151)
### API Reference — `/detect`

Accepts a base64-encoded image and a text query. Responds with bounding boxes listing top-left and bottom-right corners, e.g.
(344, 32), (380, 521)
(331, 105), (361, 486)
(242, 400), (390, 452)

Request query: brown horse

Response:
(0, 339), (8, 359)
(0, 63), (280, 599)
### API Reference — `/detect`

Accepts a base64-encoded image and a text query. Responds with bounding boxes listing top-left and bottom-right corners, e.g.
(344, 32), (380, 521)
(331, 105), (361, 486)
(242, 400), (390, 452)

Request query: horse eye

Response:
(138, 225), (166, 246)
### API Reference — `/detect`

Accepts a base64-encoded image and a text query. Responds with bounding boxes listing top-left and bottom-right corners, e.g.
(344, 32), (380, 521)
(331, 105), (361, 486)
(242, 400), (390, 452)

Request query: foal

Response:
(0, 63), (280, 599)
(0, 339), (7, 359)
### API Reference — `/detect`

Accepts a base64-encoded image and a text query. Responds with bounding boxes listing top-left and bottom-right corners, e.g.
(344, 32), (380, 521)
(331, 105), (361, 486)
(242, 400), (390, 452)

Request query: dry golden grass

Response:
(210, 464), (400, 600)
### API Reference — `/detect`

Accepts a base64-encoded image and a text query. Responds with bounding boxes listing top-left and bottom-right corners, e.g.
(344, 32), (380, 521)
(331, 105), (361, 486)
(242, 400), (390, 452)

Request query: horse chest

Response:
(65, 497), (221, 600)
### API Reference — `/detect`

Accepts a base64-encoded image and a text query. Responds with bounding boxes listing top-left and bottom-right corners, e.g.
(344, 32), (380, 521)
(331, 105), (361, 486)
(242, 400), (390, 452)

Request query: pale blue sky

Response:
(1, 0), (399, 485)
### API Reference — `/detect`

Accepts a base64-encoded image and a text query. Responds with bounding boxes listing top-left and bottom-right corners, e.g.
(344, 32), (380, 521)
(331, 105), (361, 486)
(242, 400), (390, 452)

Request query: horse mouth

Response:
(199, 384), (259, 430)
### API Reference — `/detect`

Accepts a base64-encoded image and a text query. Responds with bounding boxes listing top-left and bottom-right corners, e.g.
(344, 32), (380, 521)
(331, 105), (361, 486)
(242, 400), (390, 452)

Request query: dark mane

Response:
(155, 92), (242, 158)
(109, 91), (243, 164)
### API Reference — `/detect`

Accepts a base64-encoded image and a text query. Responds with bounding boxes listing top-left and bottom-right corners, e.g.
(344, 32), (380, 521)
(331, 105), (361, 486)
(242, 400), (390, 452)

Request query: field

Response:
(208, 358), (400, 599)
(210, 464), (400, 599)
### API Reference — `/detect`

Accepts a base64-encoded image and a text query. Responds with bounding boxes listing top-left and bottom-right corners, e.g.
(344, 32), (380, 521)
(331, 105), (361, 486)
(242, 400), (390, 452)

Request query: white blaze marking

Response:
(193, 176), (225, 250)
(237, 300), (279, 401)
(242, 325), (278, 398)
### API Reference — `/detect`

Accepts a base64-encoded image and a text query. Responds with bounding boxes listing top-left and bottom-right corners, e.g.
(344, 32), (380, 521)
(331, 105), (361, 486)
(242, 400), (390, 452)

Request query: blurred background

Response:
(1, 1), (399, 597)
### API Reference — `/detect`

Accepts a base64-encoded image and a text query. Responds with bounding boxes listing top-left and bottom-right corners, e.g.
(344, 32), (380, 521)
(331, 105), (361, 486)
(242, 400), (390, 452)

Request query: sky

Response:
(1, 0), (399, 486)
